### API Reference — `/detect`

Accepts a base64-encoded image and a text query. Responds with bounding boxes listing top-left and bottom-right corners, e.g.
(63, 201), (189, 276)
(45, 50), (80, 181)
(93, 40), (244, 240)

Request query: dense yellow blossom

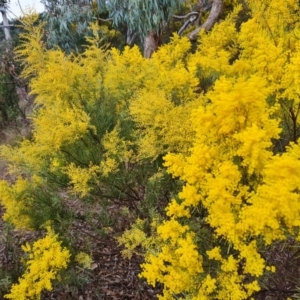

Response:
(140, 230), (203, 297)
(5, 227), (70, 299)
(166, 199), (190, 218)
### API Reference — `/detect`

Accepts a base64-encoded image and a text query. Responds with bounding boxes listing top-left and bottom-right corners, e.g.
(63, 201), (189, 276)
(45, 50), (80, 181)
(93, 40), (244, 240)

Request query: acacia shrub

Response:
(119, 1), (300, 299)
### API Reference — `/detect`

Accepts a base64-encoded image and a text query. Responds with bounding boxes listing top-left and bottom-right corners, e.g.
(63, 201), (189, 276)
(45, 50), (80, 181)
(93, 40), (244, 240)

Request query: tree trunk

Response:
(0, 7), (11, 40)
(188, 0), (223, 40)
(143, 31), (160, 58)
(126, 29), (138, 46)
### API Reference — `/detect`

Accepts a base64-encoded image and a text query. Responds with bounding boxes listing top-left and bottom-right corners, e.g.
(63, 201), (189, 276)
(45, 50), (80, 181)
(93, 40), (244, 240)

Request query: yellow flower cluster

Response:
(117, 218), (148, 259)
(100, 127), (134, 176)
(75, 252), (93, 269)
(5, 227), (70, 300)
(65, 163), (100, 197)
(0, 178), (39, 229)
(140, 220), (203, 297)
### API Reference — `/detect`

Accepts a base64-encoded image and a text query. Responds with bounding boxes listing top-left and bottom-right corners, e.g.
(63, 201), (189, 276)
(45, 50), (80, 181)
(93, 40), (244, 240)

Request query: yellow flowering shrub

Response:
(5, 227), (70, 300)
(120, 0), (300, 299)
(3, 1), (300, 298)
(0, 14), (110, 229)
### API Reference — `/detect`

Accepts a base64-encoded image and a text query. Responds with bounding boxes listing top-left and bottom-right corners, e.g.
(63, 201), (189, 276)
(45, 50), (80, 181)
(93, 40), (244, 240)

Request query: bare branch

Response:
(17, 0), (25, 15)
(92, 17), (113, 22)
(6, 7), (27, 26)
(144, 31), (160, 58)
(188, 0), (223, 40)
(173, 11), (199, 20)
(178, 14), (198, 36)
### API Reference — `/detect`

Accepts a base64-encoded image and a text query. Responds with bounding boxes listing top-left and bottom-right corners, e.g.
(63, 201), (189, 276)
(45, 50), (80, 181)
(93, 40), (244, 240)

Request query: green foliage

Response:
(41, 0), (125, 52)
(41, 0), (188, 53)
(0, 73), (18, 127)
(41, 0), (95, 52)
(106, 0), (183, 38)
(0, 39), (20, 127)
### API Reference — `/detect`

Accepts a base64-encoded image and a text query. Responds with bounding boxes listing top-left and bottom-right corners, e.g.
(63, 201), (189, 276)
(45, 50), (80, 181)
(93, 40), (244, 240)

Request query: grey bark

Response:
(143, 31), (159, 58)
(126, 29), (138, 46)
(0, 6), (11, 40)
(188, 0), (223, 40)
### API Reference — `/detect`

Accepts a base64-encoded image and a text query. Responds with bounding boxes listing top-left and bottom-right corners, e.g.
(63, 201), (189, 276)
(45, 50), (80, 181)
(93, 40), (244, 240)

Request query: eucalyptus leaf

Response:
(42, 0), (184, 52)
